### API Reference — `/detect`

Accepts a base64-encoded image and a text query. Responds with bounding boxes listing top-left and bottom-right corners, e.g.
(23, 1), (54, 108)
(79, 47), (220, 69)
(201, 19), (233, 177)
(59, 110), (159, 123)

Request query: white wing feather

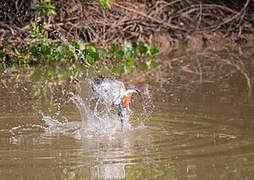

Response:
(92, 79), (126, 106)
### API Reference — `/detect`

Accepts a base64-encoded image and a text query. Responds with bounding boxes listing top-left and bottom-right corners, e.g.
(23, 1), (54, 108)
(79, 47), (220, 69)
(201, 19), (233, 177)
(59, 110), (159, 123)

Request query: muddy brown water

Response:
(0, 56), (254, 179)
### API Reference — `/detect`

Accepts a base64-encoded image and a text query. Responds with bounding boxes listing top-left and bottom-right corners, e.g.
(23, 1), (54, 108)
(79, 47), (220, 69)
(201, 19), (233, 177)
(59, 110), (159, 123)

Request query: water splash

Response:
(143, 84), (155, 120)
(71, 80), (131, 138)
(132, 84), (155, 127)
(40, 111), (82, 139)
(37, 79), (154, 139)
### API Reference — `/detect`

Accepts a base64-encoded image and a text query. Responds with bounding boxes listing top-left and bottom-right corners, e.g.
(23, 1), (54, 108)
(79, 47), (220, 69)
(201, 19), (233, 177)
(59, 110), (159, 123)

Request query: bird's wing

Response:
(92, 79), (126, 106)
(108, 79), (126, 105)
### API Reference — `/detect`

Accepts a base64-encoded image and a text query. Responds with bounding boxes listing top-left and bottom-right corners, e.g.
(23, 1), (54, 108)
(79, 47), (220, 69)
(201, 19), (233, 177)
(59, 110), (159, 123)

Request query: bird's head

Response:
(126, 85), (141, 95)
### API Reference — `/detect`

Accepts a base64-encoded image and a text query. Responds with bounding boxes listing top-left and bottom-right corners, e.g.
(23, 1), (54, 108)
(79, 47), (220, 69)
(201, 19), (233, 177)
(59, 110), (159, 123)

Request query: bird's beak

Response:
(135, 87), (141, 95)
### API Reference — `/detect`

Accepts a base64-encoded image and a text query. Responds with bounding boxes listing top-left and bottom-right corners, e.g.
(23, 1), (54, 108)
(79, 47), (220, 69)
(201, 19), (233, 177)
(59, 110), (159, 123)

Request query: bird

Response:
(91, 78), (140, 122)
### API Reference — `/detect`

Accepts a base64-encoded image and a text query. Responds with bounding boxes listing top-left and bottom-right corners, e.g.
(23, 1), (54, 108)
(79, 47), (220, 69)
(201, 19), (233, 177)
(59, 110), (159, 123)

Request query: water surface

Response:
(0, 49), (254, 180)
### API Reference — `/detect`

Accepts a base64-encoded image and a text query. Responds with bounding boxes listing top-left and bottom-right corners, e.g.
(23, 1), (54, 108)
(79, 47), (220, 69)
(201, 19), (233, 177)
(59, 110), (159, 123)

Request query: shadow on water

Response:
(1, 47), (254, 179)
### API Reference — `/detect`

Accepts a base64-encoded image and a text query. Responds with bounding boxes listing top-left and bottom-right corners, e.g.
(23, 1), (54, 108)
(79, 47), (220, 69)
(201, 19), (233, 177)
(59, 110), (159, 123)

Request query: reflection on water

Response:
(1, 48), (254, 179)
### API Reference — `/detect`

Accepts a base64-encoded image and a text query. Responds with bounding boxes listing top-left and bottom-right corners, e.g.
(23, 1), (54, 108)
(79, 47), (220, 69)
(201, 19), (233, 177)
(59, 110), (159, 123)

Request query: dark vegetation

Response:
(1, 0), (253, 44)
(0, 0), (253, 66)
(0, 0), (160, 74)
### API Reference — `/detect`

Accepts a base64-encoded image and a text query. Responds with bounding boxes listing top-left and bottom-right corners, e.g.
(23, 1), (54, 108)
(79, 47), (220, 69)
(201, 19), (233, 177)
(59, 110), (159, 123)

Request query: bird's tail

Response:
(118, 104), (124, 123)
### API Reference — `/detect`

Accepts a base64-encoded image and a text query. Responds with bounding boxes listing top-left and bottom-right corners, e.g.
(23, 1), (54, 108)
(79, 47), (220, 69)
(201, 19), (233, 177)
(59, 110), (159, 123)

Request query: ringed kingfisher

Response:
(91, 78), (140, 122)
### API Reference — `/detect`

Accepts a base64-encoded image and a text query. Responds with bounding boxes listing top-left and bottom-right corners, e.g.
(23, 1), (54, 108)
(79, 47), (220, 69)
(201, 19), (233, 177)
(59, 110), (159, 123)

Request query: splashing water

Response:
(73, 79), (132, 137)
(141, 84), (155, 122)
(38, 79), (154, 139)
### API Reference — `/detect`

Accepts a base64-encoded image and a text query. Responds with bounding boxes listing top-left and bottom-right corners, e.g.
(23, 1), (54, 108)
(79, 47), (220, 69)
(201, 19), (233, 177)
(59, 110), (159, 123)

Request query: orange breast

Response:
(121, 93), (133, 108)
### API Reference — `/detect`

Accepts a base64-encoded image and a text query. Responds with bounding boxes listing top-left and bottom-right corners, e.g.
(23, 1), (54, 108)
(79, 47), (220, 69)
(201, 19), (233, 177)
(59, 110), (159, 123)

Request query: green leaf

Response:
(91, 51), (100, 61)
(48, 9), (56, 15)
(124, 40), (134, 58)
(41, 45), (51, 56)
(112, 66), (120, 74)
(39, 10), (44, 16)
(144, 43), (159, 56)
(48, 5), (55, 9)
(150, 59), (159, 68)
(30, 22), (36, 31)
(137, 44), (148, 54)
(30, 69), (42, 81)
(105, 1), (111, 9)
(88, 42), (96, 48)
(73, 53), (79, 61)
(95, 0), (111, 9)
(47, 54), (53, 62)
(86, 55), (94, 65)
(122, 64), (133, 74)
(124, 40), (132, 49)
(29, 46), (41, 58)
(118, 50), (125, 59)
(99, 48), (108, 58)
(99, 66), (108, 73)
(78, 40), (86, 50)
(56, 45), (65, 55)
(110, 43), (118, 53)
(137, 62), (148, 71)
(38, 24), (44, 33)
(122, 56), (134, 74)
(31, 3), (39, 10)
(148, 47), (159, 56)
(147, 58), (159, 69)
(85, 45), (99, 61)
(70, 41), (80, 50)
(113, 49), (124, 59)
(55, 54), (64, 61)
(125, 56), (134, 64)
(31, 85), (43, 97)
(66, 48), (75, 58)
(11, 47), (20, 55)
(125, 50), (134, 58)
(12, 57), (20, 64)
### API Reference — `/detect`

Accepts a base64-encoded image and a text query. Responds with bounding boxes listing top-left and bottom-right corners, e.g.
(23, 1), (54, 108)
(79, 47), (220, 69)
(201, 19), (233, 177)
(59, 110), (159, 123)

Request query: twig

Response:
(111, 1), (184, 31)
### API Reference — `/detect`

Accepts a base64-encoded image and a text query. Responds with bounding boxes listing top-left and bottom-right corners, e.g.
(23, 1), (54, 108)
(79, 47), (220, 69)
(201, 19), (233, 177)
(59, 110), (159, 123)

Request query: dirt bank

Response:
(1, 0), (254, 51)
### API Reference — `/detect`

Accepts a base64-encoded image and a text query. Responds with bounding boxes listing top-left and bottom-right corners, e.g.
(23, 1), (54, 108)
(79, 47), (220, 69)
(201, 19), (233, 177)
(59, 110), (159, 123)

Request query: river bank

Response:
(1, 0), (253, 55)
